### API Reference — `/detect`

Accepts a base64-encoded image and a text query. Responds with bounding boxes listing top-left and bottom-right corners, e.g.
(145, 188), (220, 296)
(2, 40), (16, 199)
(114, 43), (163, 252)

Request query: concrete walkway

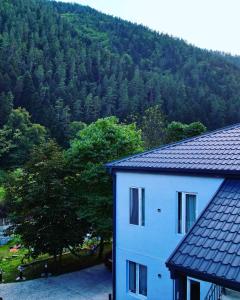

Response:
(0, 264), (112, 300)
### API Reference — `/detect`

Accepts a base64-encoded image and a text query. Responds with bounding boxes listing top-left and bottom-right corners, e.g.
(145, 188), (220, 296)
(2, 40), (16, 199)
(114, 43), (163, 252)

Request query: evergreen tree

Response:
(52, 99), (71, 146)
(0, 0), (240, 144)
(0, 91), (13, 127)
(140, 105), (167, 148)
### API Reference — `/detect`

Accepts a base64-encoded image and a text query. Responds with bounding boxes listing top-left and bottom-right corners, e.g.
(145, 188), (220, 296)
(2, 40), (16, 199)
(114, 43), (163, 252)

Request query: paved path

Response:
(0, 264), (112, 300)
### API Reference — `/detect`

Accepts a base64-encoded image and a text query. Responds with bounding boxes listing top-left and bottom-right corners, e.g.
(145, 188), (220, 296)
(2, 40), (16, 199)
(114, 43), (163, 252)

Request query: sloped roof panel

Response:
(107, 124), (240, 175)
(166, 179), (240, 289)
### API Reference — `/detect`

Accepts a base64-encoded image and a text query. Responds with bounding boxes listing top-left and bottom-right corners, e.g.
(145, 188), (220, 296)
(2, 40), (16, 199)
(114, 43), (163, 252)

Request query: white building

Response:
(107, 124), (240, 300)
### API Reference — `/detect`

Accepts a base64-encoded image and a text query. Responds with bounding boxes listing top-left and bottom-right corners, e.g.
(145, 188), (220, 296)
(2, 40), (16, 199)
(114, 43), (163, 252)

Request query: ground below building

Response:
(0, 264), (112, 300)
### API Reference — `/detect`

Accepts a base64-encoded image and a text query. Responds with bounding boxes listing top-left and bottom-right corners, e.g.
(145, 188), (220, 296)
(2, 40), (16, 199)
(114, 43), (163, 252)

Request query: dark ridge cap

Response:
(106, 122), (240, 169)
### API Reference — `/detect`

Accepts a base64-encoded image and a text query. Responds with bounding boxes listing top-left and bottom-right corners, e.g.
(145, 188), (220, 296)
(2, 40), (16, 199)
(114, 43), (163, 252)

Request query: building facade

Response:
(115, 172), (223, 299)
(107, 124), (240, 300)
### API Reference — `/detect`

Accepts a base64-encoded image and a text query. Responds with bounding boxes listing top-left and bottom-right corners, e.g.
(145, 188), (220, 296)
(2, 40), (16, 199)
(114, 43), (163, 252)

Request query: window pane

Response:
(129, 261), (136, 293)
(141, 189), (145, 226)
(186, 194), (196, 233)
(190, 280), (200, 300)
(130, 188), (139, 225)
(139, 264), (147, 296)
(177, 192), (182, 233)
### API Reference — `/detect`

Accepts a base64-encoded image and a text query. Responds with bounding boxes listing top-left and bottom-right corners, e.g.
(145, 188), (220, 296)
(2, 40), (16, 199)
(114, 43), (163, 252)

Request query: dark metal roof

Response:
(107, 124), (240, 175)
(166, 179), (240, 290)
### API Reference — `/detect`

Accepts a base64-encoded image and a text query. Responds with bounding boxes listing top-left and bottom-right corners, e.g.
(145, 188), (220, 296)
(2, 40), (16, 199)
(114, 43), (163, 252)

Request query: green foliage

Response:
(0, 0), (240, 146)
(0, 187), (5, 202)
(5, 141), (89, 259)
(0, 239), (29, 282)
(0, 92), (13, 127)
(51, 99), (71, 147)
(166, 121), (207, 143)
(0, 109), (47, 168)
(0, 238), (111, 283)
(69, 121), (86, 140)
(66, 117), (143, 241)
(140, 105), (167, 149)
(184, 122), (207, 138)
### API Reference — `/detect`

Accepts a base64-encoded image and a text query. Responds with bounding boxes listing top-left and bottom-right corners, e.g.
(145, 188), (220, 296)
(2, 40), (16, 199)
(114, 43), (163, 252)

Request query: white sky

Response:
(59, 0), (240, 55)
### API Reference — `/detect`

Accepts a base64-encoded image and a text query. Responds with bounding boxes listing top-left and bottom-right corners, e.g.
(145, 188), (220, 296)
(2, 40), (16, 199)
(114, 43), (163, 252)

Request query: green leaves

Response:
(5, 141), (89, 258)
(0, 109), (47, 169)
(66, 117), (144, 240)
(166, 121), (207, 143)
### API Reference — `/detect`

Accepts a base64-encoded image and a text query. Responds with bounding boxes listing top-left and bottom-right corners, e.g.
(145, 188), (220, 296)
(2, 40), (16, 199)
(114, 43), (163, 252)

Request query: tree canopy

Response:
(66, 117), (143, 252)
(166, 121), (207, 143)
(0, 108), (47, 169)
(5, 141), (89, 259)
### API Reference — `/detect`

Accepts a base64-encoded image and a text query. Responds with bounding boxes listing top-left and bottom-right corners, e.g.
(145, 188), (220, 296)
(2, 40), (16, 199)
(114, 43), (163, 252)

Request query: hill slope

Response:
(1, 0), (240, 142)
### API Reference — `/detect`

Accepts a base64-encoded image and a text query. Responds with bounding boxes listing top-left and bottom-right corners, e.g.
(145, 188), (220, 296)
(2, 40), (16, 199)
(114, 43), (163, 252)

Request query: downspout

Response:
(112, 171), (117, 299)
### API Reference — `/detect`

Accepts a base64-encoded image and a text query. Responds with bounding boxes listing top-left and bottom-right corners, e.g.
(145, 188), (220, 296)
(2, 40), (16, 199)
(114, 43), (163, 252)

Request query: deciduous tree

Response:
(5, 141), (89, 260)
(166, 121), (207, 143)
(66, 117), (143, 256)
(0, 108), (47, 168)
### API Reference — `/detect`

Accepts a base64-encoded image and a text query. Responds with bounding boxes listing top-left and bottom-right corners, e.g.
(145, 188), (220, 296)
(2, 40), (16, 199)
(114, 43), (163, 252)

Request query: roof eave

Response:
(107, 165), (240, 177)
(166, 264), (240, 292)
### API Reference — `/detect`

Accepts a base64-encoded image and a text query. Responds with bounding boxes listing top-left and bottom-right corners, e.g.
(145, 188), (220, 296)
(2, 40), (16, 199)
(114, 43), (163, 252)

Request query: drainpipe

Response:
(112, 172), (116, 300)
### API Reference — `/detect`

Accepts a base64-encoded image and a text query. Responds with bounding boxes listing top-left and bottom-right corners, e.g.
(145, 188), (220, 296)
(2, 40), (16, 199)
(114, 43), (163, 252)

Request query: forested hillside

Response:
(1, 0), (240, 144)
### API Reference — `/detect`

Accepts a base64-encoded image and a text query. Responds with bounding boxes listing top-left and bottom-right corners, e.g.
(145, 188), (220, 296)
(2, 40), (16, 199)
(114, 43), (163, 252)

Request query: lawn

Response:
(0, 240), (29, 282)
(0, 239), (111, 283)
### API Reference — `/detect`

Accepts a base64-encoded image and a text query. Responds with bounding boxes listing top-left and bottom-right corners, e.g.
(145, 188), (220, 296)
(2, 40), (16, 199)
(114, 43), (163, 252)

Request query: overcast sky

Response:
(59, 0), (240, 55)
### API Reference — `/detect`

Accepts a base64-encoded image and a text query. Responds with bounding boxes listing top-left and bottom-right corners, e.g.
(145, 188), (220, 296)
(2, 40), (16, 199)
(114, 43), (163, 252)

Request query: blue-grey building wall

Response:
(115, 172), (224, 300)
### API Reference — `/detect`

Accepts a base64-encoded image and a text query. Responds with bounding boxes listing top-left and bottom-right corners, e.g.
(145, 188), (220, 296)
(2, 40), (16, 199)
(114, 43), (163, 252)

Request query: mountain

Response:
(1, 0), (240, 143)
(219, 53), (240, 68)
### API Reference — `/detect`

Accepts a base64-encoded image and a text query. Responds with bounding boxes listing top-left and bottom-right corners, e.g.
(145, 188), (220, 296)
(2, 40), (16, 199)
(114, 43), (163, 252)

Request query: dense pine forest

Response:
(1, 0), (240, 146)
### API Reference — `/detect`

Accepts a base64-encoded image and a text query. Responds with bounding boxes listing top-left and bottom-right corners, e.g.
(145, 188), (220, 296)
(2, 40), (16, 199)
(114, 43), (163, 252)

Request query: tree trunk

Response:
(53, 249), (57, 262)
(58, 250), (63, 266)
(98, 237), (104, 259)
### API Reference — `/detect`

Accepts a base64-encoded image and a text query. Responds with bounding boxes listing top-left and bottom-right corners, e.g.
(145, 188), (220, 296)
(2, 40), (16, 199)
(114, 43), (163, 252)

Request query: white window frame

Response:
(127, 261), (147, 298)
(129, 187), (145, 226)
(177, 192), (197, 234)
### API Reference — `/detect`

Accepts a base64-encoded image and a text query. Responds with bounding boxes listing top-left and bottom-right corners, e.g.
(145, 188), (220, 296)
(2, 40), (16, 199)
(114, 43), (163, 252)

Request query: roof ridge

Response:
(106, 122), (240, 168)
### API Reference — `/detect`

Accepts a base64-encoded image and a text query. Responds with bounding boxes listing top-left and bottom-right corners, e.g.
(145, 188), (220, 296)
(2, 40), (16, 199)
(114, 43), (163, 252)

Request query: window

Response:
(130, 188), (145, 226)
(177, 192), (197, 234)
(128, 261), (147, 297)
(190, 280), (200, 300)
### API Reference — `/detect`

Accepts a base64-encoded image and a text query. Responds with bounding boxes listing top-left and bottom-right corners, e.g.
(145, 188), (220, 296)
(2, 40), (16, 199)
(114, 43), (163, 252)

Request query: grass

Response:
(0, 240), (29, 282)
(0, 240), (111, 283)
